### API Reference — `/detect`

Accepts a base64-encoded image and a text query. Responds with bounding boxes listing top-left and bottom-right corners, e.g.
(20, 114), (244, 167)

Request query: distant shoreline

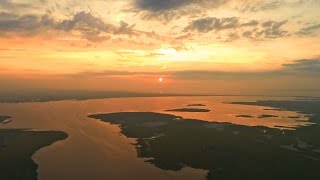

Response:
(0, 91), (319, 104)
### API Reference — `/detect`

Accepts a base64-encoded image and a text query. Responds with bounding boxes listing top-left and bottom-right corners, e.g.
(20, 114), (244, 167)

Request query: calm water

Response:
(0, 96), (312, 180)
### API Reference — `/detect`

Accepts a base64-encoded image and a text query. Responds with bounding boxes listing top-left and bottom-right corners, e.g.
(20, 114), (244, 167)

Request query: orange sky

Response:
(1, 0), (320, 95)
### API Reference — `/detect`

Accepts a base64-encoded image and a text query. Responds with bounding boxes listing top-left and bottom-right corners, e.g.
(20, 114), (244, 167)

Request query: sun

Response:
(158, 77), (163, 82)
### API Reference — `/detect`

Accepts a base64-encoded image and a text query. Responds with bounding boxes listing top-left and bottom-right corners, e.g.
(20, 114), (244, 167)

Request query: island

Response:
(235, 115), (254, 118)
(258, 114), (279, 118)
(0, 116), (11, 124)
(166, 108), (211, 112)
(0, 129), (68, 180)
(187, 104), (207, 107)
(89, 108), (320, 180)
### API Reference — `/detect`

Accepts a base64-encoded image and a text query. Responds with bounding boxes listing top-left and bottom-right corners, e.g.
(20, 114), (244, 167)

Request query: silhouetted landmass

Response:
(294, 96), (320, 101)
(264, 108), (283, 111)
(0, 129), (68, 180)
(187, 104), (207, 107)
(0, 90), (177, 103)
(258, 114), (279, 118)
(89, 108), (320, 180)
(166, 108), (211, 112)
(230, 100), (320, 123)
(237, 114), (303, 119)
(0, 116), (11, 124)
(0, 89), (213, 103)
(235, 115), (254, 118)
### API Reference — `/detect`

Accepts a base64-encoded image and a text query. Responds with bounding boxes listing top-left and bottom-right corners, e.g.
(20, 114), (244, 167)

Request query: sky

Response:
(0, 0), (320, 95)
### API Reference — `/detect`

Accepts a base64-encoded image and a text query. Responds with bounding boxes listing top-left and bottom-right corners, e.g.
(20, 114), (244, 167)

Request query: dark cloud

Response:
(183, 16), (288, 40)
(69, 59), (320, 79)
(0, 0), (33, 9)
(257, 20), (288, 38)
(247, 20), (289, 40)
(297, 23), (320, 35)
(171, 59), (320, 79)
(0, 12), (43, 36)
(242, 31), (253, 38)
(132, 0), (228, 21)
(136, 0), (193, 12)
(240, 20), (259, 27)
(282, 59), (320, 74)
(184, 17), (239, 33)
(0, 11), (136, 42)
(168, 59), (320, 79)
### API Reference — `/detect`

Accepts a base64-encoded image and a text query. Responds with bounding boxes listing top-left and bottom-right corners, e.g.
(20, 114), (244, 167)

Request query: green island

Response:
(89, 99), (320, 180)
(0, 129), (68, 180)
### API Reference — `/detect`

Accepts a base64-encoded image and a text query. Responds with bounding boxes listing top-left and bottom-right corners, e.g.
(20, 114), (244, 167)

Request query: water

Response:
(0, 96), (311, 179)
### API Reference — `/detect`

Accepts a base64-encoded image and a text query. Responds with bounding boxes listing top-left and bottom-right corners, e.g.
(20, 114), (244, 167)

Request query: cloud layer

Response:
(132, 0), (228, 21)
(69, 59), (320, 79)
(0, 11), (137, 42)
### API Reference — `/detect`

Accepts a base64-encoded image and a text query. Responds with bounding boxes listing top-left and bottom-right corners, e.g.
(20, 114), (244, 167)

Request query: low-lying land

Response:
(0, 116), (11, 124)
(0, 129), (68, 180)
(187, 104), (207, 107)
(166, 108), (211, 112)
(89, 101), (320, 180)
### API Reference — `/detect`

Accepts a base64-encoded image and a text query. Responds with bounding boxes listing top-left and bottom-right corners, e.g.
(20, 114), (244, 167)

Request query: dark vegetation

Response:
(89, 99), (320, 180)
(166, 108), (211, 112)
(0, 129), (68, 180)
(187, 104), (207, 107)
(0, 116), (11, 124)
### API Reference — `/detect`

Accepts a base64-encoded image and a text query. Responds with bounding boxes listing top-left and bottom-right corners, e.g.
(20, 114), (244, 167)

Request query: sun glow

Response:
(157, 48), (177, 56)
(159, 77), (163, 82)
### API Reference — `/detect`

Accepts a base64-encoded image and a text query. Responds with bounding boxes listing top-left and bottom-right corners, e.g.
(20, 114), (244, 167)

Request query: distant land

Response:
(0, 89), (196, 103)
(187, 104), (207, 107)
(166, 108), (211, 112)
(0, 89), (319, 103)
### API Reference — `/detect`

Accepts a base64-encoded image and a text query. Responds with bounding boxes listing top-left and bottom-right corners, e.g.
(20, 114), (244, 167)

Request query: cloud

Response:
(0, 0), (33, 9)
(0, 11), (136, 42)
(258, 20), (288, 38)
(132, 0), (228, 21)
(171, 59), (320, 79)
(0, 12), (42, 36)
(67, 70), (158, 78)
(69, 59), (320, 79)
(183, 16), (288, 40)
(238, 0), (316, 12)
(282, 59), (320, 74)
(240, 0), (284, 12)
(297, 23), (320, 35)
(184, 17), (239, 33)
(135, 0), (193, 12)
(240, 20), (259, 27)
